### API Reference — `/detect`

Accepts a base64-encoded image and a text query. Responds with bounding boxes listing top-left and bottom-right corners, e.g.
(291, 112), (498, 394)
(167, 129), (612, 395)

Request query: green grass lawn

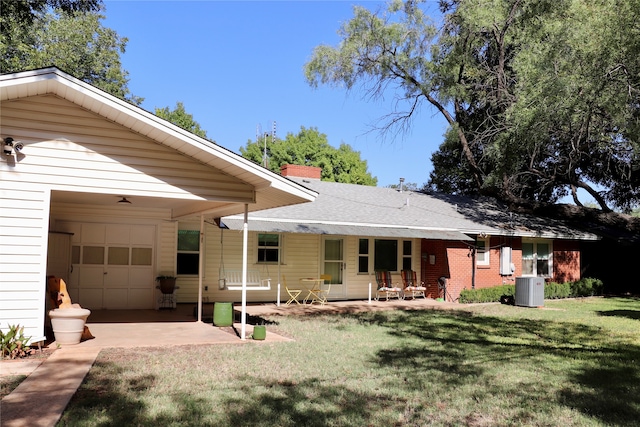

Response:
(59, 297), (640, 426)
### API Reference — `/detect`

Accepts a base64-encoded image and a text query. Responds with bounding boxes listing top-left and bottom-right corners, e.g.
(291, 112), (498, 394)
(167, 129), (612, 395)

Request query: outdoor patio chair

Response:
(283, 275), (302, 305)
(401, 270), (426, 299)
(317, 274), (332, 305)
(374, 270), (403, 301)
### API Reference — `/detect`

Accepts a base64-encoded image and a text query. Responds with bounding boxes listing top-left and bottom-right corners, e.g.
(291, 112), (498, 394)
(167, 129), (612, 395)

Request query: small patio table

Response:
(300, 278), (325, 304)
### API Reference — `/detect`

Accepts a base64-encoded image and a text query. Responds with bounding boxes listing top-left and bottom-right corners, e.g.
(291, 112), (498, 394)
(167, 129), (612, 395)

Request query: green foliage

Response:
(305, 0), (640, 212)
(544, 282), (572, 300)
(1, 324), (32, 359)
(0, 4), (141, 105)
(460, 278), (605, 303)
(459, 285), (514, 303)
(571, 278), (604, 297)
(154, 102), (210, 140)
(239, 126), (377, 185)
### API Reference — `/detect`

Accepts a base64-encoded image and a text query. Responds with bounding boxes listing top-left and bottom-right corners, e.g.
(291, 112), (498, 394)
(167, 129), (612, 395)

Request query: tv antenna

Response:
(257, 121), (276, 168)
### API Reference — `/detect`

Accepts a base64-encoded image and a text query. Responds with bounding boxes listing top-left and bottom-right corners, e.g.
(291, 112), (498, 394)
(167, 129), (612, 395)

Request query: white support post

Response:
(241, 204), (249, 340)
(277, 283), (281, 306)
(197, 215), (204, 322)
(368, 282), (372, 304)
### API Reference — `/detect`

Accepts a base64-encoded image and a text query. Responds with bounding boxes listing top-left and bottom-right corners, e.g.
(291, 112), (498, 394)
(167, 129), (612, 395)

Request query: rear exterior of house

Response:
(0, 68), (316, 343)
(0, 68), (595, 347)
(208, 165), (591, 305)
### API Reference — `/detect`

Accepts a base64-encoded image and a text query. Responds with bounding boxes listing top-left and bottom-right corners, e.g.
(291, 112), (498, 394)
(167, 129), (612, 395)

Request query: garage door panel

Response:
(131, 226), (155, 246)
(78, 266), (106, 288)
(129, 268), (153, 288)
(82, 224), (106, 244)
(106, 224), (131, 245)
(104, 267), (130, 289)
(79, 289), (103, 310)
(61, 222), (156, 309)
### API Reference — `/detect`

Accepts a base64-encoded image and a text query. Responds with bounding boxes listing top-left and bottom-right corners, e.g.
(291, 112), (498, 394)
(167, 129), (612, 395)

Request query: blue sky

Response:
(102, 0), (447, 188)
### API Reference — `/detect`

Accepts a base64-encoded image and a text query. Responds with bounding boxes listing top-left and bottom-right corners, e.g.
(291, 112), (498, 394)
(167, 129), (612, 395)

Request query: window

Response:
(476, 238), (490, 266)
(257, 233), (280, 263)
(358, 239), (369, 273)
(522, 240), (551, 277)
(402, 240), (412, 271)
(374, 239), (398, 272)
(177, 229), (200, 275)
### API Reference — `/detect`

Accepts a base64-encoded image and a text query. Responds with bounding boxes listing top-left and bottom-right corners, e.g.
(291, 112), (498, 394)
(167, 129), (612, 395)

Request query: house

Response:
(213, 164), (599, 303)
(0, 67), (316, 343)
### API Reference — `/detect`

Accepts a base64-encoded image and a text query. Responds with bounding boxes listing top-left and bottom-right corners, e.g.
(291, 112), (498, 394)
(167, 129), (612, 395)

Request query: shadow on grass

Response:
(60, 364), (402, 426)
(597, 310), (640, 320)
(350, 309), (640, 426)
(59, 309), (640, 426)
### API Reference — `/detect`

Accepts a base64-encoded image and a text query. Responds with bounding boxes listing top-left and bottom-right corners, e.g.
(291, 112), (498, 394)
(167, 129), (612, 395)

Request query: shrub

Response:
(571, 277), (604, 297)
(459, 285), (515, 303)
(544, 282), (571, 299)
(459, 278), (605, 304)
(1, 324), (32, 359)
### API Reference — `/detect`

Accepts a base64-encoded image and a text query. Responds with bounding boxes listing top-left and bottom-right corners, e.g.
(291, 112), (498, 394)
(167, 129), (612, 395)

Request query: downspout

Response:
(471, 246), (476, 290)
(240, 204), (248, 340)
(197, 214), (204, 322)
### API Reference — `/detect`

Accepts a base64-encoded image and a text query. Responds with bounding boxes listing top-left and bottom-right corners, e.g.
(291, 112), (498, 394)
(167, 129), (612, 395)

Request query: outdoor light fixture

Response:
(3, 137), (14, 155)
(117, 197), (132, 204)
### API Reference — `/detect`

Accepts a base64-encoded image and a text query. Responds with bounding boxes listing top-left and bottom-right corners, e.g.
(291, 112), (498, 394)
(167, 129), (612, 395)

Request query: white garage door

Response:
(61, 222), (156, 310)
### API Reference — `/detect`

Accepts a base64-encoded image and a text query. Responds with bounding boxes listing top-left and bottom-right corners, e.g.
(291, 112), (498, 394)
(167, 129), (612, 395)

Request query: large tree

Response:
(305, 0), (640, 214)
(240, 126), (378, 185)
(155, 102), (210, 140)
(1, 1), (141, 104)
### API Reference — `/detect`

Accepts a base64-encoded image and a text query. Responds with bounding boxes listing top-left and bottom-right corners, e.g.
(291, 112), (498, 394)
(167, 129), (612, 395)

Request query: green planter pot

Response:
(252, 325), (266, 340)
(213, 302), (233, 327)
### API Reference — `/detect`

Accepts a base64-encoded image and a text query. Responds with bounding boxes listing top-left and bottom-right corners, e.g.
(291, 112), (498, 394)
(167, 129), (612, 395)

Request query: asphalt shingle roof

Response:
(223, 177), (598, 241)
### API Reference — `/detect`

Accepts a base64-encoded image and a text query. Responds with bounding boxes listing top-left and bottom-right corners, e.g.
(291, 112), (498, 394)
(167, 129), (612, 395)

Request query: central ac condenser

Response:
(515, 277), (545, 307)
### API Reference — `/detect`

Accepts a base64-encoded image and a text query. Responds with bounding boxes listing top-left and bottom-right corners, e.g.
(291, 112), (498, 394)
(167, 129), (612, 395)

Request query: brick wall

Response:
(280, 164), (322, 179)
(422, 237), (582, 302)
(552, 240), (581, 283)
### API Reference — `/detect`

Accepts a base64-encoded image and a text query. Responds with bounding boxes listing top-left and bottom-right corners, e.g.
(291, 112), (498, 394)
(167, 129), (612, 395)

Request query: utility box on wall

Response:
(515, 277), (545, 307)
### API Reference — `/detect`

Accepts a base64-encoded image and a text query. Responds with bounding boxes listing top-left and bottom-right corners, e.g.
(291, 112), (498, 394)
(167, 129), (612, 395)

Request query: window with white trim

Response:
(358, 238), (369, 273)
(476, 238), (490, 266)
(402, 240), (412, 271)
(257, 233), (281, 263)
(522, 240), (552, 277)
(177, 229), (200, 275)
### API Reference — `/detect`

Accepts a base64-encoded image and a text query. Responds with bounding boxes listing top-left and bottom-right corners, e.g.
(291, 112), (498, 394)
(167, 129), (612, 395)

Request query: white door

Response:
(322, 236), (345, 299)
(62, 222), (155, 309)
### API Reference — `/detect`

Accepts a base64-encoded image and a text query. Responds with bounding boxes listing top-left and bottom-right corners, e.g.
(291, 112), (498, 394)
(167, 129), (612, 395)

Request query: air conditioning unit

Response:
(515, 277), (545, 307)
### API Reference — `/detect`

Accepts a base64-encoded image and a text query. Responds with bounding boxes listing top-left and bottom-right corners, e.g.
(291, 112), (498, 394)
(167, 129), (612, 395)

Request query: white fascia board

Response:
(223, 215), (463, 232)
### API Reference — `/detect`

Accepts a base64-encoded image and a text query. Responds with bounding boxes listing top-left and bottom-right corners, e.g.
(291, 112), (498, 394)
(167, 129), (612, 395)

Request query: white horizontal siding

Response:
(0, 189), (49, 342)
(193, 232), (420, 303)
(3, 95), (255, 202)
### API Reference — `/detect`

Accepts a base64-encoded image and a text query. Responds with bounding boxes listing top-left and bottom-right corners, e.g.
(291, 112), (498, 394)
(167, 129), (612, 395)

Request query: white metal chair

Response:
(316, 274), (332, 305)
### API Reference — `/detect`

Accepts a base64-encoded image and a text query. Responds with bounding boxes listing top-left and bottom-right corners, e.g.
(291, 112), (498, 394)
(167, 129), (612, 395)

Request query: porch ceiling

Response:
(50, 191), (287, 219)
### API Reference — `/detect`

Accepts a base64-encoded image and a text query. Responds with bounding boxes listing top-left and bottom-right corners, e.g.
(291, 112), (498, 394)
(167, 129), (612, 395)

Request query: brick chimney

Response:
(280, 164), (322, 180)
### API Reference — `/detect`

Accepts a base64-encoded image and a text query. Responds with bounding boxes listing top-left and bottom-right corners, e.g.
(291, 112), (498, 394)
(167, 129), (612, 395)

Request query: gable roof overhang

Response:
(220, 218), (473, 241)
(0, 68), (316, 218)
